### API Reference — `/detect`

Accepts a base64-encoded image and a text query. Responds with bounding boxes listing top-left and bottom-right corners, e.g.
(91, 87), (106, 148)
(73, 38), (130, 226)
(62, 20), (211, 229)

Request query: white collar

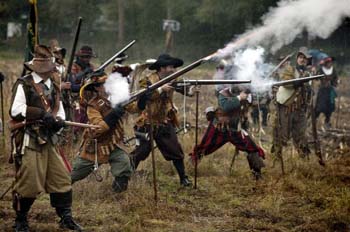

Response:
(32, 72), (51, 88)
(322, 66), (333, 76)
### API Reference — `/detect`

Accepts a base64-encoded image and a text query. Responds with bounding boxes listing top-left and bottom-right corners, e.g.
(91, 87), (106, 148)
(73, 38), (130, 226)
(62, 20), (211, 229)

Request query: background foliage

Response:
(0, 0), (349, 65)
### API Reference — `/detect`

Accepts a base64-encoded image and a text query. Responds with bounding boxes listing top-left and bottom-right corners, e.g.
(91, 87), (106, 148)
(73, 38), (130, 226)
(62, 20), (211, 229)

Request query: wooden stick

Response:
(64, 121), (101, 129)
(147, 103), (158, 202)
(194, 87), (199, 189)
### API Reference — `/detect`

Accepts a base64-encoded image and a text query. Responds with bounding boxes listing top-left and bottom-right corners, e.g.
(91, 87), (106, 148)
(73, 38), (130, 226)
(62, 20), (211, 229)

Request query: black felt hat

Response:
(148, 54), (183, 70)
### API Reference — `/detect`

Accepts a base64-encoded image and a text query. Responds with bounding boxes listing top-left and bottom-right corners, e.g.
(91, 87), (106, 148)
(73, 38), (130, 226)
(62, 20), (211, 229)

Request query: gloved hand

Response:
(42, 112), (65, 133)
(137, 81), (153, 110)
(42, 112), (56, 127)
(103, 104), (125, 128)
(51, 118), (65, 133)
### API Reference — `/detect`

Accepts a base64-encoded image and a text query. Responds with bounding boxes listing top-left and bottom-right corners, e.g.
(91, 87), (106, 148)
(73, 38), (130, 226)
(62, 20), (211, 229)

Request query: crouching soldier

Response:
(190, 87), (265, 180)
(70, 72), (134, 193)
(9, 45), (82, 231)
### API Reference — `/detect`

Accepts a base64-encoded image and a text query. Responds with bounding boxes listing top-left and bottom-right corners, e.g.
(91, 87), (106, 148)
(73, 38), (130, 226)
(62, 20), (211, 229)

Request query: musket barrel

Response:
(266, 52), (295, 78)
(272, 74), (325, 87)
(121, 58), (206, 107)
(65, 17), (83, 81)
(95, 40), (136, 73)
(173, 79), (251, 86)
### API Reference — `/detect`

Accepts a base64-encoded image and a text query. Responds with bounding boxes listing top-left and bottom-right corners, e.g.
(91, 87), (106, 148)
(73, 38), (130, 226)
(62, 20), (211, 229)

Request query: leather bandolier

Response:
(135, 72), (180, 127)
(276, 66), (313, 113)
(9, 74), (60, 165)
(216, 88), (246, 131)
(80, 95), (126, 163)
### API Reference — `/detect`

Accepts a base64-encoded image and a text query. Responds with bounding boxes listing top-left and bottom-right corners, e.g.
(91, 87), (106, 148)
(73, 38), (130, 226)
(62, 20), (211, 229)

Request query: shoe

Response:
(252, 170), (262, 180)
(180, 176), (192, 187)
(13, 215), (29, 232)
(112, 176), (129, 193)
(59, 216), (83, 231)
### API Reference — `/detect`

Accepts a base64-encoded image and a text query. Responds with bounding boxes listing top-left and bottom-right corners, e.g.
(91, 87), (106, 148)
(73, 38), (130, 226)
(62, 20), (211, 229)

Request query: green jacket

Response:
(217, 89), (241, 130)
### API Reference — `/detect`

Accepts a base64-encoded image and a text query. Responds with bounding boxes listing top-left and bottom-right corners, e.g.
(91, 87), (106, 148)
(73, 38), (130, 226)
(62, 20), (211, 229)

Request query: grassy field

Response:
(0, 60), (349, 231)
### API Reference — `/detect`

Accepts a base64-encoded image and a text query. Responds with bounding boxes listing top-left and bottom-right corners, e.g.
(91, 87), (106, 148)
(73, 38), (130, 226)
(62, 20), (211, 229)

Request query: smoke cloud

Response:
(217, 47), (275, 93)
(104, 72), (130, 107)
(215, 0), (350, 58)
(231, 47), (274, 92)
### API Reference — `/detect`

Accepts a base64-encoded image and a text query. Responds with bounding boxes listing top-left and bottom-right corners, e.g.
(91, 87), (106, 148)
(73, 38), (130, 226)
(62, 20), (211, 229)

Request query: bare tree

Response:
(117, 0), (124, 46)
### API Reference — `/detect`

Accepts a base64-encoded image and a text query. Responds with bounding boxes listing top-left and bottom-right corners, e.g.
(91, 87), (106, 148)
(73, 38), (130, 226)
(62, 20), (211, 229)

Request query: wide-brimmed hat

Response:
(114, 52), (128, 64)
(49, 39), (66, 59)
(297, 47), (311, 59)
(24, 45), (56, 73)
(149, 54), (183, 70)
(75, 45), (97, 58)
(79, 71), (108, 99)
(319, 57), (333, 65)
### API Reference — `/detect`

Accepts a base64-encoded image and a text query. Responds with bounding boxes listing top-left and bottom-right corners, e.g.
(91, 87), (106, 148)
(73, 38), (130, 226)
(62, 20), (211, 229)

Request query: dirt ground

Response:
(0, 61), (349, 231)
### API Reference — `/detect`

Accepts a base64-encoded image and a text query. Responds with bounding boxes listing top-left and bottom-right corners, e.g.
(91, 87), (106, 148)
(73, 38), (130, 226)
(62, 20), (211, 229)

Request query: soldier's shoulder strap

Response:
(87, 95), (112, 117)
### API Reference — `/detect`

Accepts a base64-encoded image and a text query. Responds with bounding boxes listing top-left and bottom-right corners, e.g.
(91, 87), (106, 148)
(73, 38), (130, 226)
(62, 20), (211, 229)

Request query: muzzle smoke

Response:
(104, 72), (130, 107)
(215, 0), (350, 58)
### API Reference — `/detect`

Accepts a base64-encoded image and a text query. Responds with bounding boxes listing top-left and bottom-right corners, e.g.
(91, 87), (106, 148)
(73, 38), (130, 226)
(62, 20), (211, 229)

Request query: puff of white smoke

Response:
(230, 47), (275, 93)
(104, 72), (130, 107)
(216, 0), (350, 58)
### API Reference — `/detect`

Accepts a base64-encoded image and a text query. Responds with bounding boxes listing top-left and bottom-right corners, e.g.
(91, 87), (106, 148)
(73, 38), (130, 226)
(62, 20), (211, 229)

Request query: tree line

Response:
(0, 0), (349, 64)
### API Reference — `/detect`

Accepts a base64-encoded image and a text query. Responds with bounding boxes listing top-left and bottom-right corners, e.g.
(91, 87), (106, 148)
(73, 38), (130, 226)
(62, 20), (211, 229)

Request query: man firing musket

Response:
(130, 54), (195, 187)
(68, 40), (136, 141)
(271, 47), (325, 174)
(70, 71), (139, 193)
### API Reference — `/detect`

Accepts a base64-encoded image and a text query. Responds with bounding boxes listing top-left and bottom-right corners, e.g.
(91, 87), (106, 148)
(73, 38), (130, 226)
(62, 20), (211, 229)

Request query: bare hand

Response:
(161, 83), (174, 92)
(61, 82), (71, 90)
(239, 91), (248, 101)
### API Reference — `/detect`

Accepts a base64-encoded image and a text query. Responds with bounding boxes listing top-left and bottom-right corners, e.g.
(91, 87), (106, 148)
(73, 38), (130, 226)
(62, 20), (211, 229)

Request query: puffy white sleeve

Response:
(10, 84), (27, 118)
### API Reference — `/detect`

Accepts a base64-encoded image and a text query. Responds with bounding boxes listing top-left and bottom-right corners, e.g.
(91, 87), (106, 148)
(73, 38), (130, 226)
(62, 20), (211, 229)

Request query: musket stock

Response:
(8, 119), (100, 132)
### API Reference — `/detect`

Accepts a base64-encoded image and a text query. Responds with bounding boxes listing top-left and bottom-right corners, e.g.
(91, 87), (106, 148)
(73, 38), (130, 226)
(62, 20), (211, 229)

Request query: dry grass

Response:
(0, 61), (349, 231)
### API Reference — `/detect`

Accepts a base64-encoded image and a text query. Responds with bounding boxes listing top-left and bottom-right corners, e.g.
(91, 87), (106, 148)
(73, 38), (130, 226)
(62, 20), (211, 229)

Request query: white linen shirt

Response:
(11, 72), (66, 120)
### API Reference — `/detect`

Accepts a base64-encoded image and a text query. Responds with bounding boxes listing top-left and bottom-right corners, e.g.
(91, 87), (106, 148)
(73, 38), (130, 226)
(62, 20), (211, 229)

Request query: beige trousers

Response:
(14, 137), (71, 198)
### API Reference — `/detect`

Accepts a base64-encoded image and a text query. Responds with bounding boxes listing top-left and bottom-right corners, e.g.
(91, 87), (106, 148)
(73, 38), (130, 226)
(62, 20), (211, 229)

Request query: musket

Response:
(8, 119), (100, 132)
(65, 17), (82, 82)
(266, 52), (295, 78)
(271, 74), (325, 87)
(194, 86), (200, 189)
(94, 40), (136, 74)
(62, 17), (82, 121)
(172, 79), (251, 87)
(121, 54), (214, 107)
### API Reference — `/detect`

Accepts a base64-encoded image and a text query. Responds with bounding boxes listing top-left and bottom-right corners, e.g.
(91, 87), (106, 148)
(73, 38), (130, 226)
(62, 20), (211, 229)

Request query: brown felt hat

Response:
(49, 39), (66, 59)
(75, 45), (97, 58)
(24, 45), (56, 73)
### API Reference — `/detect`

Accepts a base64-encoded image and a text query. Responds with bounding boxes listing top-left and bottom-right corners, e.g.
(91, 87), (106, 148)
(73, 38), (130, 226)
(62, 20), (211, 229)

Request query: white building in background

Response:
(7, 22), (22, 39)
